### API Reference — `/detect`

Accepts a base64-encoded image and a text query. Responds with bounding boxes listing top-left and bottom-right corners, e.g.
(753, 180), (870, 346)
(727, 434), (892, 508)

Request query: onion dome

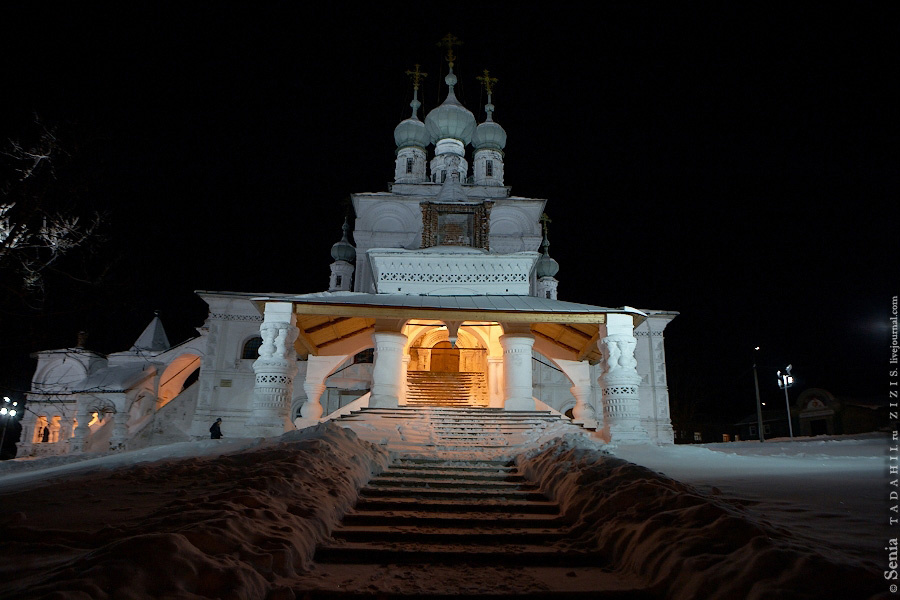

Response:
(394, 112), (430, 150)
(472, 72), (506, 150)
(331, 217), (355, 262)
(535, 215), (559, 278)
(536, 248), (559, 279)
(425, 69), (476, 145)
(472, 108), (507, 150)
(394, 65), (430, 149)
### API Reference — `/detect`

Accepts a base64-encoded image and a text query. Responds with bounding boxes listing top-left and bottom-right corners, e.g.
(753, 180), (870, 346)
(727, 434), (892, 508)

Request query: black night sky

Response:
(1, 4), (896, 425)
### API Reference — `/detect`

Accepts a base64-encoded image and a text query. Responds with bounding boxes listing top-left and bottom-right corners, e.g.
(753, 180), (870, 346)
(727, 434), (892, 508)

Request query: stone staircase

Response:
(316, 456), (593, 566)
(302, 407), (648, 597)
(406, 370), (488, 407)
(335, 406), (577, 458)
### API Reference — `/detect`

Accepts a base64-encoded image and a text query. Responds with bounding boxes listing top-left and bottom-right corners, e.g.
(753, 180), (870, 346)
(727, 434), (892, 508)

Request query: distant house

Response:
(735, 388), (889, 440)
(735, 410), (793, 441)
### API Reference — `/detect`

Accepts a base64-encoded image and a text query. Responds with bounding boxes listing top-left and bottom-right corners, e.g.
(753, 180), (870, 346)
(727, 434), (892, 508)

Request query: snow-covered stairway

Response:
(308, 455), (649, 597)
(315, 457), (590, 566)
(306, 410), (648, 597)
(334, 406), (593, 460)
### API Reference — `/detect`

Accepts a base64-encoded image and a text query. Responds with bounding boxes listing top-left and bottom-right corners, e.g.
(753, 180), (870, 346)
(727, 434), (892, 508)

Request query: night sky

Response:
(1, 4), (895, 422)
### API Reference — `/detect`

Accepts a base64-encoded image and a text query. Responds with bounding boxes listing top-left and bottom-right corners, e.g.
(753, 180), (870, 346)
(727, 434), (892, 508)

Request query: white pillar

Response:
(553, 358), (597, 425)
(600, 313), (649, 443)
(69, 402), (91, 452)
(110, 412), (128, 451)
(248, 302), (299, 436)
(299, 354), (348, 425)
(487, 356), (504, 408)
(370, 331), (407, 408)
(499, 333), (535, 411)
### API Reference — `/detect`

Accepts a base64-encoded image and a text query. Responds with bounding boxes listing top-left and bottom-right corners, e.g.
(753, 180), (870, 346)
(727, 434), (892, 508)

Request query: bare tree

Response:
(1, 118), (102, 305)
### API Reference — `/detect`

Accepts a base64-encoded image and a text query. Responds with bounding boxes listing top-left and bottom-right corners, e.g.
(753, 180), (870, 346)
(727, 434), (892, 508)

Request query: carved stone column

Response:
(370, 331), (407, 408)
(554, 358), (597, 424)
(600, 314), (649, 443)
(298, 354), (347, 426)
(499, 333), (535, 411)
(110, 412), (129, 451)
(248, 302), (299, 437)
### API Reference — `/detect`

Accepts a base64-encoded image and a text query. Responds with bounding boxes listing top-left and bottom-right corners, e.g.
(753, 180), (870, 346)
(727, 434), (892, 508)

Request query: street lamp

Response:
(1, 396), (19, 453)
(753, 347), (765, 442)
(777, 364), (795, 439)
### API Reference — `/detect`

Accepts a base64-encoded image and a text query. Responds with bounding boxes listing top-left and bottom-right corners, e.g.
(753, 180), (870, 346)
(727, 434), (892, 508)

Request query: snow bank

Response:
(0, 422), (389, 600)
(517, 435), (882, 600)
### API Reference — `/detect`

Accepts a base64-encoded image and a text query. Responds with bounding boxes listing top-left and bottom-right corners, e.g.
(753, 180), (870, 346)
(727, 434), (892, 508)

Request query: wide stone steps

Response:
(315, 542), (604, 567)
(315, 456), (600, 569)
(406, 370), (487, 407)
(306, 410), (650, 597)
(351, 496), (561, 515)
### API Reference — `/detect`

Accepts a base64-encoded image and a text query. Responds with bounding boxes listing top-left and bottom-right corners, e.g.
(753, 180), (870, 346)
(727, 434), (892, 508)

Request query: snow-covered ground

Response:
(0, 423), (891, 599)
(611, 433), (891, 570)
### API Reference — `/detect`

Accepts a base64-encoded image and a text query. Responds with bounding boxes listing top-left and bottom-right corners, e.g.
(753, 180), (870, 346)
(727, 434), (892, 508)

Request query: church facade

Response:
(18, 48), (677, 457)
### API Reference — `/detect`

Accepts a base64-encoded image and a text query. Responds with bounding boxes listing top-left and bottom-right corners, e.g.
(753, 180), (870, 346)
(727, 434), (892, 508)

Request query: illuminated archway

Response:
(158, 353), (202, 409)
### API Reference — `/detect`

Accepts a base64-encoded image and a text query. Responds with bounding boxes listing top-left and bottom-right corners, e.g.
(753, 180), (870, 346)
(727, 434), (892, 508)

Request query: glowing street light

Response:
(777, 364), (795, 439)
(0, 396), (19, 453)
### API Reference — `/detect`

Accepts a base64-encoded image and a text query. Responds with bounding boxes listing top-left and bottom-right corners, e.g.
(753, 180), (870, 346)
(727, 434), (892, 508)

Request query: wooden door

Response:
(430, 341), (459, 372)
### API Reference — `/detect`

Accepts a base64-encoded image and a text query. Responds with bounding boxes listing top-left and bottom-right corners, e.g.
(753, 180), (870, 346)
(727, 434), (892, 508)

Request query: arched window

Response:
(241, 336), (263, 359)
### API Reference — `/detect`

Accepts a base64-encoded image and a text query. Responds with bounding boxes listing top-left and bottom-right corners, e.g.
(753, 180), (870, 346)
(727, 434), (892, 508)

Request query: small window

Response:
(441, 170), (447, 183)
(693, 432), (702, 442)
(406, 157), (413, 174)
(749, 425), (758, 436)
(241, 336), (263, 359)
(545, 290), (552, 299)
(763, 424), (772, 435)
(335, 275), (342, 286)
(486, 160), (493, 177)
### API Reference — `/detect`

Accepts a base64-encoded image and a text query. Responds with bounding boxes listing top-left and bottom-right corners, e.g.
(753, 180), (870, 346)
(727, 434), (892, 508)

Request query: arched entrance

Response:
(430, 341), (460, 372)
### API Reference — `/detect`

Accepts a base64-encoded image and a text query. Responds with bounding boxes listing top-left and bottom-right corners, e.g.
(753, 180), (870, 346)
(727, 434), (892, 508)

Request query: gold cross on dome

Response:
(540, 213), (552, 235)
(437, 33), (463, 67)
(405, 64), (428, 90)
(476, 69), (498, 95)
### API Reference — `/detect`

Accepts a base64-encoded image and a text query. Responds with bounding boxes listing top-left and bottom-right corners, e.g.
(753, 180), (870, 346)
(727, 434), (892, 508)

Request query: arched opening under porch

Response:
(404, 322), (497, 407)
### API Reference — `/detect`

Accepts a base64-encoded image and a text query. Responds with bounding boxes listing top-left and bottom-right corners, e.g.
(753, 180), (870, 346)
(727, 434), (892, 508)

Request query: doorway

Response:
(430, 341), (460, 372)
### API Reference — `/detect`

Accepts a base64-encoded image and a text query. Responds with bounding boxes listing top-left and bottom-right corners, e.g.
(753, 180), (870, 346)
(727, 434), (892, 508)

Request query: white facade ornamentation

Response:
(247, 303), (299, 436)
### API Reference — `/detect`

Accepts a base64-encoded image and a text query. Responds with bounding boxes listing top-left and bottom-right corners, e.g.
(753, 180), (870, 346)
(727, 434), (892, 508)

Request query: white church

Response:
(18, 45), (677, 457)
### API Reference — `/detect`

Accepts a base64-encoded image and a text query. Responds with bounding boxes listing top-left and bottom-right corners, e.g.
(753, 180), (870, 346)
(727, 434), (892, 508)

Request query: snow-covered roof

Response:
(74, 363), (156, 393)
(130, 313), (170, 353)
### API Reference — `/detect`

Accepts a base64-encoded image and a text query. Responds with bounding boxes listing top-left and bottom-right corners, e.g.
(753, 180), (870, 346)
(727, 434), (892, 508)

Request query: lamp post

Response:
(777, 364), (795, 439)
(0, 396), (19, 453)
(753, 347), (765, 442)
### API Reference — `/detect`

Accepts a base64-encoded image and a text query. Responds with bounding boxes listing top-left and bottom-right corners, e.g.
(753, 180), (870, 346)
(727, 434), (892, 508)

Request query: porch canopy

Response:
(246, 292), (647, 364)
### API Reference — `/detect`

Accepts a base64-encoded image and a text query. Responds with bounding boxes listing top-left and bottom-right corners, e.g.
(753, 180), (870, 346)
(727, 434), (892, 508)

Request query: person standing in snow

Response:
(209, 418), (223, 439)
